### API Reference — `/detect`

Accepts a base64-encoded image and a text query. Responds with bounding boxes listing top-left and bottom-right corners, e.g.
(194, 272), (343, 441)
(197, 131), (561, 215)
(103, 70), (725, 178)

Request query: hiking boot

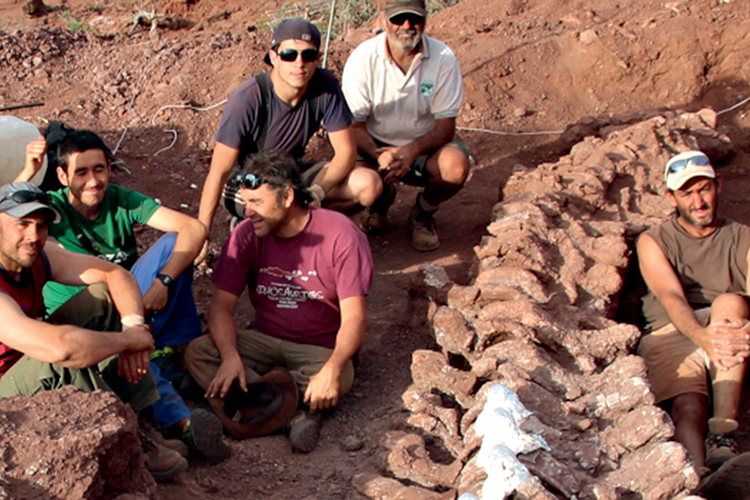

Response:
(287, 410), (322, 453)
(367, 182), (396, 233)
(349, 207), (372, 234)
(706, 417), (740, 470)
(140, 429), (188, 481)
(698, 451), (750, 499)
(409, 204), (440, 252)
(162, 438), (189, 458)
(183, 408), (230, 465)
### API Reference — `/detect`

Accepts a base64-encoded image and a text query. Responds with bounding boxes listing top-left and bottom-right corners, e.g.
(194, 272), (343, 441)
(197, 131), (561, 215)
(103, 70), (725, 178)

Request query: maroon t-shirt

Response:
(215, 69), (354, 167)
(0, 252), (50, 377)
(212, 208), (373, 349)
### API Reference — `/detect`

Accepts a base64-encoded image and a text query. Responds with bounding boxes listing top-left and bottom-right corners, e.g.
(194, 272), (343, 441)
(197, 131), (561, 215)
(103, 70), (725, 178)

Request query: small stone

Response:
(342, 435), (364, 452)
(514, 107), (529, 118)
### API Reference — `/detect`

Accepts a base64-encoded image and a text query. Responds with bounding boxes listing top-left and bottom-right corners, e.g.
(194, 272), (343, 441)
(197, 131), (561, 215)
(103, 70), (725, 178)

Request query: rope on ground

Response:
(457, 126), (565, 136)
(146, 100), (228, 156)
(716, 95), (750, 116)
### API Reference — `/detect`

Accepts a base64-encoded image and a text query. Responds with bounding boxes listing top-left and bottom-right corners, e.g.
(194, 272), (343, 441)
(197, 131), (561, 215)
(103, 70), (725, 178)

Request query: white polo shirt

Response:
(342, 33), (463, 147)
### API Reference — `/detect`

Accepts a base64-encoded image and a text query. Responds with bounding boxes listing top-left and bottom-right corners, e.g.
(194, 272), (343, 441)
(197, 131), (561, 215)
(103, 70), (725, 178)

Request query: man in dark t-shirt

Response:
(637, 151), (750, 495)
(197, 19), (382, 245)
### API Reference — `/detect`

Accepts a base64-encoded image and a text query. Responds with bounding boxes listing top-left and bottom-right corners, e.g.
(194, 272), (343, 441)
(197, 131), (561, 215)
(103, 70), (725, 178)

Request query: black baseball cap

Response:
(0, 182), (59, 223)
(263, 19), (321, 65)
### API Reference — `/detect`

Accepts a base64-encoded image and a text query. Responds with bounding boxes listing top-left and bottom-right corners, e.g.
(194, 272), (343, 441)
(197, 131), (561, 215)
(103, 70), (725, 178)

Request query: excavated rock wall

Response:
(0, 385), (156, 500)
(353, 109), (732, 500)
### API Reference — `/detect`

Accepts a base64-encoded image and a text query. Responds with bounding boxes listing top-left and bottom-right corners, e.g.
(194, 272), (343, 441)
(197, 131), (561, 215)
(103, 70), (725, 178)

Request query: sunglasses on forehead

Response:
(0, 190), (50, 206)
(389, 13), (425, 26)
(230, 173), (269, 190)
(276, 48), (319, 63)
(664, 152), (711, 182)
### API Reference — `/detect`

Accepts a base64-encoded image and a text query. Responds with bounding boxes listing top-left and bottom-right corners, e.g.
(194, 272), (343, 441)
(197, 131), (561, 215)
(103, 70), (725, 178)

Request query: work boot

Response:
(367, 182), (396, 233)
(706, 417), (740, 470)
(349, 207), (372, 234)
(183, 408), (230, 465)
(287, 410), (322, 453)
(698, 451), (750, 499)
(140, 429), (188, 481)
(409, 203), (440, 252)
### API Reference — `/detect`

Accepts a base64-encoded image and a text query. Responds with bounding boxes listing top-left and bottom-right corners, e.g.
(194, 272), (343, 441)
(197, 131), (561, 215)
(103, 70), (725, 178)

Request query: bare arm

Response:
(314, 127), (357, 194)
(638, 234), (706, 344)
(197, 142), (240, 231)
(14, 136), (47, 183)
(304, 295), (367, 412)
(638, 233), (750, 369)
(0, 292), (153, 368)
(45, 240), (145, 319)
(142, 206), (208, 313)
(205, 288), (246, 398)
(380, 117), (456, 183)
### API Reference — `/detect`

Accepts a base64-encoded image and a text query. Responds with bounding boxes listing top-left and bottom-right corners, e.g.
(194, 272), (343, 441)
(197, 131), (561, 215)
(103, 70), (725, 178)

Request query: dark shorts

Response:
(360, 138), (470, 187)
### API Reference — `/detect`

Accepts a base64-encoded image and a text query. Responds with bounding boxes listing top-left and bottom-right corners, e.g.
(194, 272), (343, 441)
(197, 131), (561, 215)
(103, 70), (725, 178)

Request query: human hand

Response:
(143, 280), (169, 314)
(194, 240), (209, 266)
(303, 361), (342, 412)
(376, 145), (417, 184)
(708, 319), (750, 370)
(21, 136), (47, 181)
(118, 349), (151, 384)
(205, 354), (247, 399)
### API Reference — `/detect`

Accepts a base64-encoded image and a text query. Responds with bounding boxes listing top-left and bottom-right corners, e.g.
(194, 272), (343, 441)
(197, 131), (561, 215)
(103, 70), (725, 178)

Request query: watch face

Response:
(158, 273), (173, 286)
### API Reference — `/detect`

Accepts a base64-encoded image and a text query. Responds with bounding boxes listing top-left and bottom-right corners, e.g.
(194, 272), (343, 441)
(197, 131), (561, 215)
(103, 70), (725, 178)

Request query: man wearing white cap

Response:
(637, 151), (750, 496)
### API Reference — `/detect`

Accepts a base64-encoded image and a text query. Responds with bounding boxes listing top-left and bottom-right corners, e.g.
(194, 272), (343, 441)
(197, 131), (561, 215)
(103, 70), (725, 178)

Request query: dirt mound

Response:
(0, 385), (154, 499)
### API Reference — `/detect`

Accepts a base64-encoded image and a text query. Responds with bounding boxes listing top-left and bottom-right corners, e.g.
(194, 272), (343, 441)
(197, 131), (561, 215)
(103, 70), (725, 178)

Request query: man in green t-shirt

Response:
(16, 130), (229, 464)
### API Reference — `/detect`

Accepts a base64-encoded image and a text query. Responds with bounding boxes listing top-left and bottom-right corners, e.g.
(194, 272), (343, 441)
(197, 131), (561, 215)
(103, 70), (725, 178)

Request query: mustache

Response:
(396, 29), (419, 36)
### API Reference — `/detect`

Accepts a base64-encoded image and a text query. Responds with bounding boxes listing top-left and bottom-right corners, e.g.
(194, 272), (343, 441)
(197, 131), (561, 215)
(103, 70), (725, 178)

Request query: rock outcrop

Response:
(0, 385), (156, 500)
(354, 109), (729, 499)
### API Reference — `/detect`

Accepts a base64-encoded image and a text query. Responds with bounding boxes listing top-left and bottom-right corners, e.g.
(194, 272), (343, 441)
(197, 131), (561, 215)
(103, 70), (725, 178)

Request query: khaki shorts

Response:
(637, 308), (712, 404)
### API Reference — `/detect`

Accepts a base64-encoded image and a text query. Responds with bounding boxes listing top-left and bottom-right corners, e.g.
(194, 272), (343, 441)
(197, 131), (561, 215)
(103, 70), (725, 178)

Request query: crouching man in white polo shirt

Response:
(342, 0), (470, 251)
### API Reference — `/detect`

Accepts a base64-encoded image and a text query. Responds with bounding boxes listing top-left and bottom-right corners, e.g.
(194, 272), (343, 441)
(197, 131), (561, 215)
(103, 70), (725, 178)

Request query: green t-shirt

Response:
(43, 184), (161, 314)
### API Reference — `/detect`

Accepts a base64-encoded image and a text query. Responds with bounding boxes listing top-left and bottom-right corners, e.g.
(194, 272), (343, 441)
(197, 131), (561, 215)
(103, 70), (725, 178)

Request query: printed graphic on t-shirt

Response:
(257, 266), (323, 309)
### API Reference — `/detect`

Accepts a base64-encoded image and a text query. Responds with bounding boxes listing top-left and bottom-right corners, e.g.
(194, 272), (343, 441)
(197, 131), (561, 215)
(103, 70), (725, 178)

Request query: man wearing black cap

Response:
(637, 151), (750, 496)
(342, 0), (470, 251)
(198, 18), (382, 243)
(0, 182), (188, 480)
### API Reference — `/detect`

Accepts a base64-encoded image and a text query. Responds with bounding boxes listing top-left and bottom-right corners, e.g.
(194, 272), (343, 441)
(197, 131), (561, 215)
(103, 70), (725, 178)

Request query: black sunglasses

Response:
(276, 48), (319, 63)
(0, 190), (50, 206)
(230, 173), (269, 190)
(389, 13), (425, 26)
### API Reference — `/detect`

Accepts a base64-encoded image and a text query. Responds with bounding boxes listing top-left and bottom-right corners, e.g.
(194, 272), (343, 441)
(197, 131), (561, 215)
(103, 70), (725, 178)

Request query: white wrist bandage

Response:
(121, 314), (145, 331)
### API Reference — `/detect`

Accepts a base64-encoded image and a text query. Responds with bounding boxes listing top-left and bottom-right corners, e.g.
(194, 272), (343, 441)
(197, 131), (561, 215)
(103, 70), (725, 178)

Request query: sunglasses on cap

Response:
(0, 190), (51, 206)
(663, 152), (711, 182)
(275, 48), (319, 63)
(389, 13), (425, 26)
(230, 173), (269, 190)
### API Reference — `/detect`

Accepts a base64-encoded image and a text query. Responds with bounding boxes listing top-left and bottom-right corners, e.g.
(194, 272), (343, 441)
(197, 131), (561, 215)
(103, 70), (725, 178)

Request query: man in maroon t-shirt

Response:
(186, 150), (373, 453)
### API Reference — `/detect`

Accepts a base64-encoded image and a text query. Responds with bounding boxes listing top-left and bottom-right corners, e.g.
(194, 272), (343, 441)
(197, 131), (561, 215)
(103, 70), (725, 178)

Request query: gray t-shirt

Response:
(214, 69), (353, 167)
(641, 218), (750, 330)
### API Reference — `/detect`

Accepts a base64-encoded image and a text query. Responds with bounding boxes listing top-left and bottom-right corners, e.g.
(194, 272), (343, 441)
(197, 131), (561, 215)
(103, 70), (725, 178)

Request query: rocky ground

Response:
(1, 0), (750, 498)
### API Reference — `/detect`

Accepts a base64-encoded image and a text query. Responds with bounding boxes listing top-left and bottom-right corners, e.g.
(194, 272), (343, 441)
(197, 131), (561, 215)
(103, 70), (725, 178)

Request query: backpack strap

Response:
(254, 72), (272, 151)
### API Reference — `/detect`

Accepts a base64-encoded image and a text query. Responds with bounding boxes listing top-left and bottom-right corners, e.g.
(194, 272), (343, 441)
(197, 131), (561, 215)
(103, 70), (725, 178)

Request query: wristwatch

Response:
(156, 273), (174, 286)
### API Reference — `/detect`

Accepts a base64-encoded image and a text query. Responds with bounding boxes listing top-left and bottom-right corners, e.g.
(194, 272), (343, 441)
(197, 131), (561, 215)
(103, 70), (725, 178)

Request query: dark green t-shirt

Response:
(43, 184), (161, 314)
